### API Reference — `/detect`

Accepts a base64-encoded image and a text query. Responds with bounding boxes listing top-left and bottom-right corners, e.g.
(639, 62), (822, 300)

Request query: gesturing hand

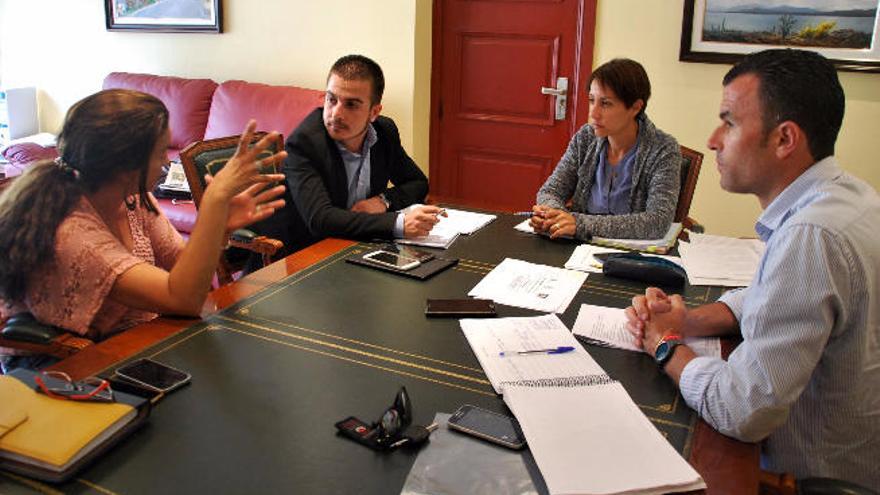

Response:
(206, 120), (288, 201)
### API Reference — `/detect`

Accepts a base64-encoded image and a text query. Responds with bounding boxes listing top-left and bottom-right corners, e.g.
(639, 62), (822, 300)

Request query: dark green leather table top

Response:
(3, 214), (726, 494)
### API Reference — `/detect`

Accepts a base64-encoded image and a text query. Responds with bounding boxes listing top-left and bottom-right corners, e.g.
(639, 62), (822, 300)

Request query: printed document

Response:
(460, 314), (606, 394)
(468, 258), (588, 313)
(572, 303), (721, 358)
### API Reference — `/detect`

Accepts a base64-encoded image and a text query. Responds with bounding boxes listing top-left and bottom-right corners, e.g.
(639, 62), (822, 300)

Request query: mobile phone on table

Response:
(425, 298), (496, 318)
(114, 358), (191, 393)
(447, 404), (526, 450)
(387, 244), (435, 263)
(363, 250), (421, 271)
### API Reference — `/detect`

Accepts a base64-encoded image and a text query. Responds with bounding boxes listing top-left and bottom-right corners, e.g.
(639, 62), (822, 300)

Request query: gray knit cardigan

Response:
(536, 113), (681, 240)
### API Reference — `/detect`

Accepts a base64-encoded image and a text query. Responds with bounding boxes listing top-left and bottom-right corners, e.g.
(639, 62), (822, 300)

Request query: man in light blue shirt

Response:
(625, 49), (880, 489)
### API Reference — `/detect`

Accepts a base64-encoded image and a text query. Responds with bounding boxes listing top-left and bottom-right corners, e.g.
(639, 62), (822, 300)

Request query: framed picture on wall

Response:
(105, 0), (223, 33)
(680, 0), (880, 72)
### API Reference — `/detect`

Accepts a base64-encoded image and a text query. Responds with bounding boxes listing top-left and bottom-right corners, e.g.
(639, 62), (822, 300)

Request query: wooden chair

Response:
(179, 132), (285, 285)
(676, 145), (704, 240)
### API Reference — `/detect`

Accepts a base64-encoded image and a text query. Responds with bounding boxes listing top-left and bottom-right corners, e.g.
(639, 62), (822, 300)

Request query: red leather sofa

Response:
(2, 72), (324, 237)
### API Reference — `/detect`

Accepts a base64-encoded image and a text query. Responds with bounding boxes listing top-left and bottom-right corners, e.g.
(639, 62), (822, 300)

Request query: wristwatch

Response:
(653, 334), (683, 367)
(378, 193), (391, 210)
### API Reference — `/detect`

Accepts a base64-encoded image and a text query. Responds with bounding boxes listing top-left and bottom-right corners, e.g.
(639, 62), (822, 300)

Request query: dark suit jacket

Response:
(259, 107), (428, 258)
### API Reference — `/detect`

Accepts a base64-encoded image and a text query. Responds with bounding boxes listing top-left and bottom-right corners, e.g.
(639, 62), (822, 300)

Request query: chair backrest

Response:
(179, 132), (284, 209)
(674, 145), (703, 223)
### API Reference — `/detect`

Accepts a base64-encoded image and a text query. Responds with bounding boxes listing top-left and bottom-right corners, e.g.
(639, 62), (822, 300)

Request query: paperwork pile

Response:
(460, 314), (705, 494)
(678, 233), (764, 286)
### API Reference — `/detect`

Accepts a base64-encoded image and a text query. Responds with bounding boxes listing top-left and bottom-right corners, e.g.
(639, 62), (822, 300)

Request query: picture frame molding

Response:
(104, 0), (223, 34)
(680, 0), (880, 73)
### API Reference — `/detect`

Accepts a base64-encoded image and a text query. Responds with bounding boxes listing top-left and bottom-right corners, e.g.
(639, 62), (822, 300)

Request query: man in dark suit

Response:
(263, 54), (442, 257)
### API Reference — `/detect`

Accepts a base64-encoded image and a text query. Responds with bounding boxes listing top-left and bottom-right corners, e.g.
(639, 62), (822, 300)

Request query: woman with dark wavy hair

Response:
(0, 89), (286, 371)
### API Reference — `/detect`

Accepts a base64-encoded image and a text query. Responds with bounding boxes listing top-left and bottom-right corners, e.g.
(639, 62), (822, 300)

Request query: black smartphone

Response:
(114, 358), (191, 393)
(425, 298), (497, 318)
(447, 404), (526, 450)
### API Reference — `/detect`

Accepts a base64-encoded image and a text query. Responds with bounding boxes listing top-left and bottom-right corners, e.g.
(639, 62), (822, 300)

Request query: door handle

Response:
(540, 77), (568, 120)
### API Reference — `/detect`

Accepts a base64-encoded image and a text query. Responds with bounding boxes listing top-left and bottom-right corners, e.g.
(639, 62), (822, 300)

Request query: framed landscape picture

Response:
(680, 0), (880, 72)
(105, 0), (223, 33)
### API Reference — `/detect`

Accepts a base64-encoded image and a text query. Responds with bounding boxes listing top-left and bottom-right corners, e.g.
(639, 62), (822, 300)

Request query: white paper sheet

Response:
(460, 314), (605, 394)
(504, 384), (706, 495)
(572, 304), (721, 358)
(468, 258), (588, 313)
(436, 207), (497, 235)
(678, 234), (765, 286)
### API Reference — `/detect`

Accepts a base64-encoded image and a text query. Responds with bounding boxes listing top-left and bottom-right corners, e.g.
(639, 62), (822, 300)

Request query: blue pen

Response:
(499, 346), (575, 357)
(513, 211), (536, 217)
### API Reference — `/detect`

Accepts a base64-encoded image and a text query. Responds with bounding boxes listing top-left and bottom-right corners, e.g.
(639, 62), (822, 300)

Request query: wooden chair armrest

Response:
(228, 236), (283, 257)
(0, 333), (94, 360)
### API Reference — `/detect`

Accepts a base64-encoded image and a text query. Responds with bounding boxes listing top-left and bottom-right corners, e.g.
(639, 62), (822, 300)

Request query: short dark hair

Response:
(723, 49), (844, 161)
(589, 58), (651, 117)
(328, 54), (385, 105)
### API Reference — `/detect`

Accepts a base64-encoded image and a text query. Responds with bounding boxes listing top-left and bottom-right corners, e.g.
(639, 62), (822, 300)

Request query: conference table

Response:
(5, 212), (758, 494)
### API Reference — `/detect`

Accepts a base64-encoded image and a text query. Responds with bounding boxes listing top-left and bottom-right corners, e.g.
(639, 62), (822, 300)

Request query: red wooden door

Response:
(430, 0), (597, 211)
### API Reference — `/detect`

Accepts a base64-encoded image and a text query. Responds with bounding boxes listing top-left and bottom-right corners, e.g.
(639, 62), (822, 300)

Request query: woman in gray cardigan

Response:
(531, 58), (681, 240)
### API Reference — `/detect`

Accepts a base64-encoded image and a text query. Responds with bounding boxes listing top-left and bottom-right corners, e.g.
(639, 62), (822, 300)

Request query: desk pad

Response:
(14, 216), (725, 494)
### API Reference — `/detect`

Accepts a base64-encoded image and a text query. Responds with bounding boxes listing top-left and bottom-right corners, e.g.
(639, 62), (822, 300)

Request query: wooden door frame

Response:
(428, 0), (598, 198)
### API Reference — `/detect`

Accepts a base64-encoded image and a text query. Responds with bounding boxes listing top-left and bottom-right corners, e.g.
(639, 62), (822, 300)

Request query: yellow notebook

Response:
(0, 375), (135, 472)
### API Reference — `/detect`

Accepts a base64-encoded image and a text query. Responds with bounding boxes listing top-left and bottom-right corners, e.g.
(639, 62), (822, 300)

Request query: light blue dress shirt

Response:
(679, 157), (880, 488)
(336, 124), (404, 236)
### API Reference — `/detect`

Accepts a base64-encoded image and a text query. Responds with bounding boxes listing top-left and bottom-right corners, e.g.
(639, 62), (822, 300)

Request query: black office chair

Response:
(180, 132), (285, 285)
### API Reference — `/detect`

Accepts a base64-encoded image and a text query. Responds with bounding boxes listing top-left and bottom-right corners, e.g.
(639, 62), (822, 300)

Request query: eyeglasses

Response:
(372, 386), (413, 446)
(34, 371), (115, 403)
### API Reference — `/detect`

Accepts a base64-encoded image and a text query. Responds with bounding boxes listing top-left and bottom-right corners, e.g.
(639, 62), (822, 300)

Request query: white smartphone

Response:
(115, 358), (191, 393)
(447, 404), (526, 450)
(363, 250), (421, 271)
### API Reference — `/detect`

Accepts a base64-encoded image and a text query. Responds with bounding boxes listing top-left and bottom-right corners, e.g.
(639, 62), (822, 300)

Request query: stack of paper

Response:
(572, 303), (721, 358)
(591, 222), (683, 254)
(398, 206), (496, 248)
(504, 384), (706, 495)
(158, 161), (191, 194)
(459, 314), (706, 494)
(468, 258), (588, 313)
(678, 233), (764, 286)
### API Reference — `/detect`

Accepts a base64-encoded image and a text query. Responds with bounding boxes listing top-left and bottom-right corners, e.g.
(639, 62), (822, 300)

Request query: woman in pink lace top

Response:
(0, 89), (287, 368)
